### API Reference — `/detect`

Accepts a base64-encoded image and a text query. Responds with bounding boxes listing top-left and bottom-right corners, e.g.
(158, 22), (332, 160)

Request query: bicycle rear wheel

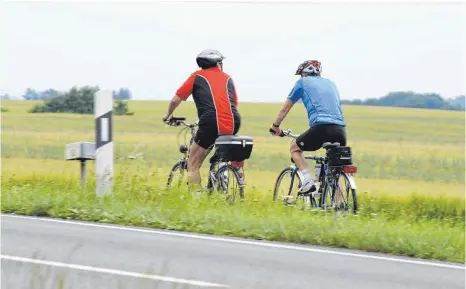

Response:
(318, 175), (333, 211)
(215, 164), (244, 201)
(319, 171), (357, 214)
(334, 172), (358, 214)
(166, 160), (188, 189)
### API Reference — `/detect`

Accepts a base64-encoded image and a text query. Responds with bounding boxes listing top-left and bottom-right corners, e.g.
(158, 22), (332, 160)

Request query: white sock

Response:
(301, 169), (313, 184)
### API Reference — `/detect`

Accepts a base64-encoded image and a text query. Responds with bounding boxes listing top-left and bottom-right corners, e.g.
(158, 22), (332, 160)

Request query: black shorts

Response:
(194, 120), (241, 150)
(295, 124), (346, 151)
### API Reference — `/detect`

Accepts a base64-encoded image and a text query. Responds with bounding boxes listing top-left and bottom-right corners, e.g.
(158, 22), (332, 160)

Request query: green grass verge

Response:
(2, 174), (464, 263)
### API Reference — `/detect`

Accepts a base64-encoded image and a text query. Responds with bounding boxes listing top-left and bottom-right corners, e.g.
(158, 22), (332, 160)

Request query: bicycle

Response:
(271, 128), (358, 214)
(165, 117), (253, 200)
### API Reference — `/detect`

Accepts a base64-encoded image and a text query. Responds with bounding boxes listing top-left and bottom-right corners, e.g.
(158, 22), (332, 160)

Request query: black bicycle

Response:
(165, 117), (253, 200)
(272, 128), (358, 214)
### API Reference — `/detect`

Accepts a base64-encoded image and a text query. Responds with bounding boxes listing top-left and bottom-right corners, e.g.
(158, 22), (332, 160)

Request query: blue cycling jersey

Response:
(287, 76), (346, 127)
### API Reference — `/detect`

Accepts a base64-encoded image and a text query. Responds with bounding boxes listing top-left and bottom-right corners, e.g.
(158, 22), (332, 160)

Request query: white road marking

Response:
(0, 254), (229, 288)
(2, 214), (465, 270)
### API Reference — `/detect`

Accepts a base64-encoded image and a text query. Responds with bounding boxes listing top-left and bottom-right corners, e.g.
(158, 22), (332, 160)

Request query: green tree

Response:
(40, 89), (62, 100)
(23, 88), (41, 100)
(113, 100), (134, 115)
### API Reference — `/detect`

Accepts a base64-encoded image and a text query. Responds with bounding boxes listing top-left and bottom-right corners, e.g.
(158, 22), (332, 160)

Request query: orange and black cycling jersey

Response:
(176, 67), (240, 135)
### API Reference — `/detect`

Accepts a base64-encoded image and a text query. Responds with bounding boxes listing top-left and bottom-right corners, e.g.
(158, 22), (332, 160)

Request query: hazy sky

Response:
(1, 1), (465, 102)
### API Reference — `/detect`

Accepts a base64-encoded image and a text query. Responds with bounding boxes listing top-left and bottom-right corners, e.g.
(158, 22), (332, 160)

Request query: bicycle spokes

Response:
(216, 167), (243, 201)
(334, 174), (355, 212)
(218, 169), (232, 192)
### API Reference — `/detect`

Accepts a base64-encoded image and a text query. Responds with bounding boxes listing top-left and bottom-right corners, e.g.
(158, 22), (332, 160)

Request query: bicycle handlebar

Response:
(269, 128), (299, 139)
(165, 117), (198, 128)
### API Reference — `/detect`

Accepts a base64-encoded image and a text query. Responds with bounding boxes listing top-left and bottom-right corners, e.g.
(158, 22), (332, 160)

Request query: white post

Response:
(95, 89), (114, 196)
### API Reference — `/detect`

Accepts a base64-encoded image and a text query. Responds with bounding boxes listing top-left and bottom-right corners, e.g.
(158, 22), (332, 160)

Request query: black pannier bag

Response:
(326, 146), (353, 167)
(214, 135), (254, 162)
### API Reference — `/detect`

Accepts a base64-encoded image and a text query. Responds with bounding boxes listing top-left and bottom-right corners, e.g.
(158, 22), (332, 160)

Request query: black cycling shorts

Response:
(295, 124), (346, 152)
(194, 120), (241, 150)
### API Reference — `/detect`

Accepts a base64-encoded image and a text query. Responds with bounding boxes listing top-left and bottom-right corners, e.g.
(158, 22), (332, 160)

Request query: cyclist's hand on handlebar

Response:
(269, 125), (282, 137)
(162, 114), (171, 124)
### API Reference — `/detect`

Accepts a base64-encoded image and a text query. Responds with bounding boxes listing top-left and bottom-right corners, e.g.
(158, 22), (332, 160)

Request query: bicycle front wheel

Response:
(273, 167), (318, 208)
(166, 160), (188, 189)
(215, 165), (244, 201)
(274, 167), (301, 205)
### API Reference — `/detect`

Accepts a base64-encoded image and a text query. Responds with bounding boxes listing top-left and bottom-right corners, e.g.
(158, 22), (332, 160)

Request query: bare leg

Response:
(187, 142), (208, 190)
(290, 139), (315, 193)
(290, 140), (308, 171)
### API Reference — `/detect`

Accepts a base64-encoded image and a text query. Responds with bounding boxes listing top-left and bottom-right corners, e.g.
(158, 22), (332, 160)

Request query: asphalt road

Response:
(1, 214), (464, 289)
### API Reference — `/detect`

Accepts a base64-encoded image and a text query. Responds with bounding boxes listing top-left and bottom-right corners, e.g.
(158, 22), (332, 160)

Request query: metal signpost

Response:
(65, 142), (95, 187)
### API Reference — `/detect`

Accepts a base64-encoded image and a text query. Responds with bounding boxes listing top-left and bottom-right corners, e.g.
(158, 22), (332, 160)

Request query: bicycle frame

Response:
(166, 117), (239, 191)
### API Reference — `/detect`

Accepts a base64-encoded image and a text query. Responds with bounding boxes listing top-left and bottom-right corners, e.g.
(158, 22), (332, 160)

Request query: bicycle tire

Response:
(273, 167), (318, 207)
(214, 165), (244, 200)
(273, 167), (301, 203)
(318, 174), (333, 210)
(319, 171), (357, 214)
(166, 160), (188, 189)
(335, 172), (358, 214)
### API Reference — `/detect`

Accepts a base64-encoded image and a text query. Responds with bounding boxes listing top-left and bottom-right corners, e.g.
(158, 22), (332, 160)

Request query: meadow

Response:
(1, 99), (465, 262)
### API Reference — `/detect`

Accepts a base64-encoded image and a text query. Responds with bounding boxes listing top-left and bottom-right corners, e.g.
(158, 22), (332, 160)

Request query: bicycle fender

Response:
(233, 168), (246, 187)
(293, 167), (304, 183)
(237, 178), (246, 187)
(345, 173), (357, 190)
(289, 165), (298, 171)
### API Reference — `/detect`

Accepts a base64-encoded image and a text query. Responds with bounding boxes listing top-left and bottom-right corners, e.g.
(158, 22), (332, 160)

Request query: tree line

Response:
(341, 91), (465, 111)
(27, 86), (134, 116)
(1, 87), (132, 101)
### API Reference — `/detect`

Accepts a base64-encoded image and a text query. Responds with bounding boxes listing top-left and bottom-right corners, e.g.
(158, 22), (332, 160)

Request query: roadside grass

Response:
(2, 158), (465, 198)
(2, 164), (464, 263)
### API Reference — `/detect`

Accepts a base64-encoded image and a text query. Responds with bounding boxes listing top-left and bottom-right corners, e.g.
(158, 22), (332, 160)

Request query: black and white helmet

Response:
(295, 60), (322, 76)
(196, 49), (225, 69)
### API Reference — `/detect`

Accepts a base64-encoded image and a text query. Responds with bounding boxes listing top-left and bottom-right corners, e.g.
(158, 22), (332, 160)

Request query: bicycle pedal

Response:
(298, 184), (317, 194)
(283, 199), (297, 206)
(282, 196), (297, 205)
(311, 191), (321, 198)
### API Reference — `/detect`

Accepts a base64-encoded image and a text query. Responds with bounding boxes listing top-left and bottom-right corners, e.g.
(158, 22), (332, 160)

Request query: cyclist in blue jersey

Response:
(270, 60), (347, 194)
